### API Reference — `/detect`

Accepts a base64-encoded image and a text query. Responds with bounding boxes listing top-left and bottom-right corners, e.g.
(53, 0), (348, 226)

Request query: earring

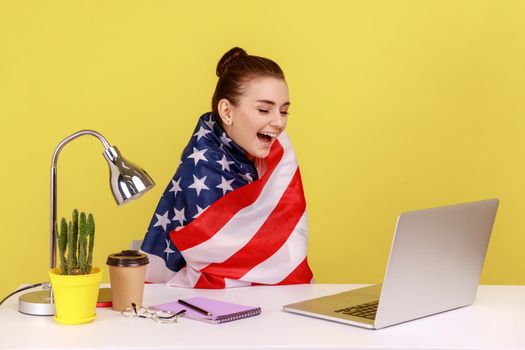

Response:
(225, 119), (232, 126)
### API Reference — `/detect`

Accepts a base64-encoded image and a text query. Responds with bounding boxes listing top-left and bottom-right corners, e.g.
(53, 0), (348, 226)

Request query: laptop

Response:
(283, 199), (499, 329)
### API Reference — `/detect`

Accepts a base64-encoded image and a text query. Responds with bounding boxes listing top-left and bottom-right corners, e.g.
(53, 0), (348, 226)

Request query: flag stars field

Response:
(188, 147), (208, 165)
(172, 207), (186, 226)
(220, 132), (233, 147)
(193, 126), (212, 141)
(164, 239), (175, 259)
(241, 173), (254, 183)
(216, 154), (235, 171)
(188, 174), (210, 196)
(204, 115), (215, 130)
(153, 210), (171, 231)
(193, 204), (209, 219)
(216, 176), (235, 195)
(169, 178), (182, 198)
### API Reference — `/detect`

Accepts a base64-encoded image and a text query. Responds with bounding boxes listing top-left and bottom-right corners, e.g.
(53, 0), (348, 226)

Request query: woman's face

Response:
(220, 77), (290, 160)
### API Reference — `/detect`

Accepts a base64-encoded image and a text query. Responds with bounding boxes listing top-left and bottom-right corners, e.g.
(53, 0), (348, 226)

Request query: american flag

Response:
(141, 112), (313, 288)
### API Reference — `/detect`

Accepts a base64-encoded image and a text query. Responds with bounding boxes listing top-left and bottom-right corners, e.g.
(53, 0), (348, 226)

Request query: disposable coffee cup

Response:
(106, 250), (149, 311)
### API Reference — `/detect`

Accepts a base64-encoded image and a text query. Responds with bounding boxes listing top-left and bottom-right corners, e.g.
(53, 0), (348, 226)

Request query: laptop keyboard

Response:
(335, 301), (379, 320)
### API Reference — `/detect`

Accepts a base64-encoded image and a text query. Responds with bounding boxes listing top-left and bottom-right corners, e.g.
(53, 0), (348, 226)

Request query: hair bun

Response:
(216, 47), (247, 77)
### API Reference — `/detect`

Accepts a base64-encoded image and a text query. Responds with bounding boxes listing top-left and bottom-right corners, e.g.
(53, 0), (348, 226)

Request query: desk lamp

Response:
(18, 130), (155, 316)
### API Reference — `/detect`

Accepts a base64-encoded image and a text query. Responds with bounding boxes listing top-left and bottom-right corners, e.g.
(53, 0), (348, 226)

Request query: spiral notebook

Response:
(151, 297), (261, 324)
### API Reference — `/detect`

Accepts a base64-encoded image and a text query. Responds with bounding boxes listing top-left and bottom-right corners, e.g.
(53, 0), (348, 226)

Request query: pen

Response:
(178, 299), (213, 316)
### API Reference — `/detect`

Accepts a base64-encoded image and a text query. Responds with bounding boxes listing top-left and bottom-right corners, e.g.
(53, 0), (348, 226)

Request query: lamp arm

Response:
(50, 130), (112, 270)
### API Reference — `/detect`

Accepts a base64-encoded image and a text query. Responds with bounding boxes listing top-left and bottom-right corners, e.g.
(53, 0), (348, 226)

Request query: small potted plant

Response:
(48, 209), (102, 325)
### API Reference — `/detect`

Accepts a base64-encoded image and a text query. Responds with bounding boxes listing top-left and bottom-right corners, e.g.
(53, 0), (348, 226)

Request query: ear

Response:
(218, 99), (233, 126)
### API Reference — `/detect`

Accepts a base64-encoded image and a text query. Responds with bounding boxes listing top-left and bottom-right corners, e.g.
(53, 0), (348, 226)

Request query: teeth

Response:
(260, 132), (277, 138)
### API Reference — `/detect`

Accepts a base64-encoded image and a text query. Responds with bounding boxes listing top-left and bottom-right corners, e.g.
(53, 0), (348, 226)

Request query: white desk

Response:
(0, 284), (524, 350)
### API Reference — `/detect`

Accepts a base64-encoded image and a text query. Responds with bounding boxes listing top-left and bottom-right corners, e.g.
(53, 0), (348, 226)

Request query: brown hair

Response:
(211, 47), (285, 119)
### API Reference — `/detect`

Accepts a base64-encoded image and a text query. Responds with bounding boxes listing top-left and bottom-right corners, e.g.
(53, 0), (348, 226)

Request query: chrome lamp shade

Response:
(104, 146), (155, 205)
(18, 129), (154, 316)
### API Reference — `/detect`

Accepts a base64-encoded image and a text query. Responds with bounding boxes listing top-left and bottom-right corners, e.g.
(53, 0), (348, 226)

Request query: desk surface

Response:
(0, 284), (524, 350)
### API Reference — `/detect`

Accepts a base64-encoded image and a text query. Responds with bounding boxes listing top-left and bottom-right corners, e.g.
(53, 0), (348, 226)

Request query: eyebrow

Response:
(255, 99), (291, 107)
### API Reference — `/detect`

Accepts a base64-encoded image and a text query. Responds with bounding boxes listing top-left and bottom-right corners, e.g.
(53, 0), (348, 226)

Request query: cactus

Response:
(87, 213), (95, 274)
(78, 213), (87, 274)
(56, 209), (96, 275)
(67, 220), (74, 274)
(57, 220), (68, 275)
(71, 209), (79, 267)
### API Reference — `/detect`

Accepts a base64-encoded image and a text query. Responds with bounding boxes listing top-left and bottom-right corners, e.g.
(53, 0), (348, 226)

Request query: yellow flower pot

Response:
(48, 267), (103, 325)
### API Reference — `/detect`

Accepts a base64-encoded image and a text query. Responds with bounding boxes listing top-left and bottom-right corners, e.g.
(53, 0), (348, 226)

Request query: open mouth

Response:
(257, 132), (277, 146)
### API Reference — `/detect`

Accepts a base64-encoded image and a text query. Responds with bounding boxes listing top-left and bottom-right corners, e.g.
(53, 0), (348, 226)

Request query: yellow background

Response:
(1, 1), (524, 299)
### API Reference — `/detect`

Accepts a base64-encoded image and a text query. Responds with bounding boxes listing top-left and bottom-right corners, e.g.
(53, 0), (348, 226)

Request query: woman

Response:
(141, 47), (313, 288)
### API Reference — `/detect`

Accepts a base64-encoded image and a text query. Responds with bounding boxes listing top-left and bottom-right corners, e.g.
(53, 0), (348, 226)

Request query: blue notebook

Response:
(151, 296), (261, 324)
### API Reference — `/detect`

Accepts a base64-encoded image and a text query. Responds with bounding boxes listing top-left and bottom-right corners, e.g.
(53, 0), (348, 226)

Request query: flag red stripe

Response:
(275, 257), (313, 285)
(194, 273), (226, 289)
(251, 258), (313, 286)
(200, 168), (306, 280)
(169, 141), (284, 251)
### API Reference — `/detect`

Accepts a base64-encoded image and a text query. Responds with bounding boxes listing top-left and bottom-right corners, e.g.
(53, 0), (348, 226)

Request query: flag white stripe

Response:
(143, 252), (176, 283)
(239, 211), (308, 284)
(167, 265), (201, 288)
(224, 278), (251, 288)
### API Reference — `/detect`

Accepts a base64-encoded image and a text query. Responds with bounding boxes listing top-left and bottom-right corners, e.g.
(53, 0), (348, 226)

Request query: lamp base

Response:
(18, 287), (112, 315)
(18, 290), (55, 316)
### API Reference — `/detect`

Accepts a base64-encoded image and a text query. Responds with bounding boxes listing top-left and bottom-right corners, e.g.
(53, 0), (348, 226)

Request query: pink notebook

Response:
(151, 297), (261, 324)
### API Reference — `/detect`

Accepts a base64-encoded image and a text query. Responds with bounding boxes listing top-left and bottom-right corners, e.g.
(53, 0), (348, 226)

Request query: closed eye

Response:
(280, 111), (289, 116)
(258, 109), (269, 114)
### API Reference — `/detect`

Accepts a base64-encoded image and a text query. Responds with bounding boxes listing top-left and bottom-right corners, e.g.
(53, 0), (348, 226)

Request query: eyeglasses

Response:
(121, 303), (186, 323)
